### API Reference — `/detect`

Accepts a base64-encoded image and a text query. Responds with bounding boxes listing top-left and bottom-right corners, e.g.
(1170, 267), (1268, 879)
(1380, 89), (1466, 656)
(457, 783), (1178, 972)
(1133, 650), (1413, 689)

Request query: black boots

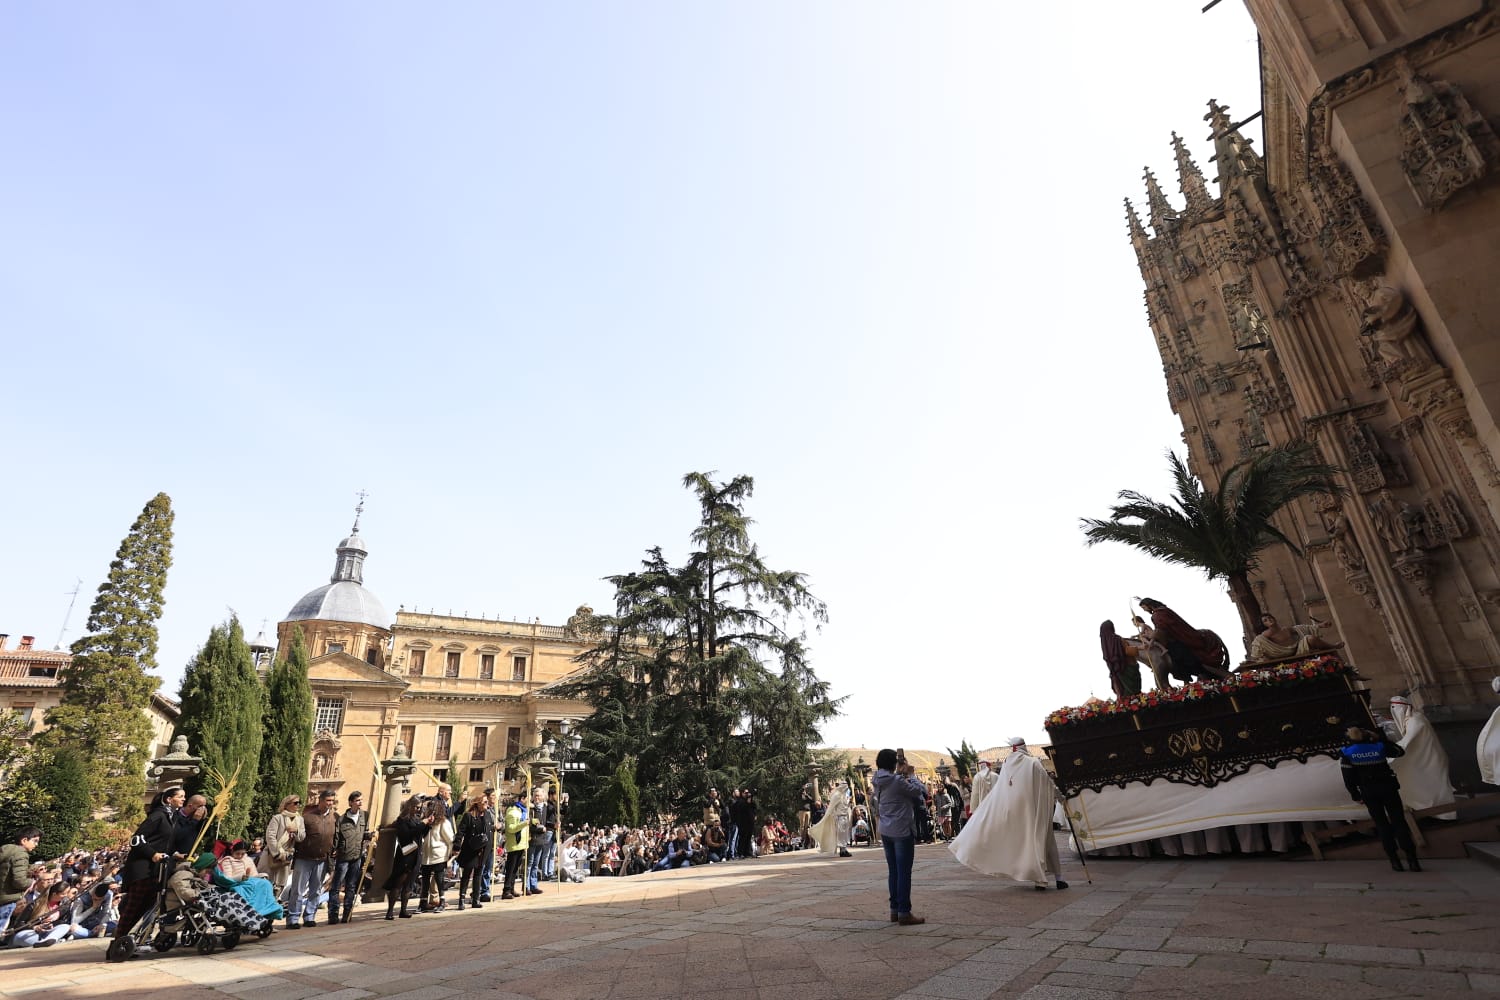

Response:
(1390, 856), (1405, 871)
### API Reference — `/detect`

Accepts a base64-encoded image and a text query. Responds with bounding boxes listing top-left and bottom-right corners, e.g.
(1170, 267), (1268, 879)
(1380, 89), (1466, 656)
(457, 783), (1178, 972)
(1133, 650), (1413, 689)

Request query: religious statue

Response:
(392, 739), (410, 760)
(1326, 510), (1366, 573)
(1368, 490), (1404, 554)
(1361, 284), (1436, 373)
(1397, 502), (1432, 552)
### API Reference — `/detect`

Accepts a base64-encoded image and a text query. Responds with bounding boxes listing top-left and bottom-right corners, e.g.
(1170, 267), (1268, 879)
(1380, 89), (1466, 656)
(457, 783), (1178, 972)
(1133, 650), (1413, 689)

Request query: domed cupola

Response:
(284, 501), (390, 631)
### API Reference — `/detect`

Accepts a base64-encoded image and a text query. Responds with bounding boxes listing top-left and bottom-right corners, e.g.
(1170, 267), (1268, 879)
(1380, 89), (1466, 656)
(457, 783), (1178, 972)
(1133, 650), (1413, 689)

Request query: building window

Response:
(506, 726), (521, 759)
(366, 647), (378, 666)
(433, 768), (448, 783)
(409, 649), (426, 676)
(399, 725), (416, 754)
(511, 655), (527, 682)
(471, 726), (488, 760)
(479, 653), (494, 680)
(314, 698), (345, 735)
(12, 705), (34, 726)
(445, 651), (461, 677)
(327, 642), (345, 654)
(468, 767), (485, 783)
(435, 725), (452, 760)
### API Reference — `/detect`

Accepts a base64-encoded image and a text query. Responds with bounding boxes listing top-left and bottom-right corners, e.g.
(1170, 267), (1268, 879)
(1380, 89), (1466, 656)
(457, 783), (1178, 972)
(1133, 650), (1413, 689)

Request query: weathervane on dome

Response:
(352, 489), (368, 533)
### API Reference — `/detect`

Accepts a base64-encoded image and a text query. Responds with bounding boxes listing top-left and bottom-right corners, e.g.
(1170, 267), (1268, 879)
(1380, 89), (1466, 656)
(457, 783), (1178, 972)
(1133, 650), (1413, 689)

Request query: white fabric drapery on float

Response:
(1063, 756), (1368, 851)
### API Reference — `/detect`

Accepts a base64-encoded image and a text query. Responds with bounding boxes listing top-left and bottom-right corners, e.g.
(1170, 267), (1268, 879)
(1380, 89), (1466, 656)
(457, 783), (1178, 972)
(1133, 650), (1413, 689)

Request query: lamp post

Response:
(854, 757), (873, 848)
(552, 720), (587, 887)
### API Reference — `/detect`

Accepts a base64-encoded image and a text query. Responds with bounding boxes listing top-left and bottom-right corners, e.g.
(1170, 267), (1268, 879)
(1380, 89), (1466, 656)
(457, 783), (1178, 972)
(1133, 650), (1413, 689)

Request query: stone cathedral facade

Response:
(1127, 0), (1500, 786)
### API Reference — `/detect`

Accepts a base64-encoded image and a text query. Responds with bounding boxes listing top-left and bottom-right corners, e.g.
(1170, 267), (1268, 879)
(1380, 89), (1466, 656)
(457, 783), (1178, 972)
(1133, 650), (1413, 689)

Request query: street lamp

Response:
(853, 757), (873, 848)
(550, 719), (587, 886)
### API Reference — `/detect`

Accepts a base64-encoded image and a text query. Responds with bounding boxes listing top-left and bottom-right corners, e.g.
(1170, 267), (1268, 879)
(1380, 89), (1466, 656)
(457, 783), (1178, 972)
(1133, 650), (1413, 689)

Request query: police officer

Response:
(1340, 725), (1421, 872)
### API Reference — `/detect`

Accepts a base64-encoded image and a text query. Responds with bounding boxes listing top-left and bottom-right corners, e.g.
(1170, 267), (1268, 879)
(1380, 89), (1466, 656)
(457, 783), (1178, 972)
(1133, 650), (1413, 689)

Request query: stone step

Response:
(1465, 841), (1500, 872)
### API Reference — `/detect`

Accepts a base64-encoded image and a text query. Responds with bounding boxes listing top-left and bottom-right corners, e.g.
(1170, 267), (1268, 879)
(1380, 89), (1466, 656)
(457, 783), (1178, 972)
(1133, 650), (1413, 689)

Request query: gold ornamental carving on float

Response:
(1167, 726), (1224, 784)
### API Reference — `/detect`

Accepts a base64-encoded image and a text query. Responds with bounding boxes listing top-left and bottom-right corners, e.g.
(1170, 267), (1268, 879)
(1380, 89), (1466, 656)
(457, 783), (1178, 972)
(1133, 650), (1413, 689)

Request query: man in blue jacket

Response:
(872, 749), (927, 925)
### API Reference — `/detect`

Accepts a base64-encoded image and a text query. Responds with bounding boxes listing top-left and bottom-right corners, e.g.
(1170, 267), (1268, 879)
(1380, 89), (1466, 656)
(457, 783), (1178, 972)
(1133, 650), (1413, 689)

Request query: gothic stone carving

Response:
(1394, 551), (1436, 598)
(1396, 57), (1499, 211)
(1342, 416), (1408, 493)
(1360, 284), (1439, 381)
(1221, 276), (1272, 351)
(1323, 508), (1367, 574)
(1308, 148), (1387, 281)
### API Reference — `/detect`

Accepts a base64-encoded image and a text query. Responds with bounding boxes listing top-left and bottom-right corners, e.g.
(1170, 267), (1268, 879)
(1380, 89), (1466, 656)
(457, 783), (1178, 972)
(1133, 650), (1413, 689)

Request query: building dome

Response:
(285, 581), (390, 630)
(282, 503), (389, 631)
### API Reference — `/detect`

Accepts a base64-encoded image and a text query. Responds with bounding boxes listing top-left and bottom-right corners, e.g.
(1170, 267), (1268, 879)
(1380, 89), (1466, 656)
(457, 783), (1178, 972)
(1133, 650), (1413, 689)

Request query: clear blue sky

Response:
(2, 1), (1265, 752)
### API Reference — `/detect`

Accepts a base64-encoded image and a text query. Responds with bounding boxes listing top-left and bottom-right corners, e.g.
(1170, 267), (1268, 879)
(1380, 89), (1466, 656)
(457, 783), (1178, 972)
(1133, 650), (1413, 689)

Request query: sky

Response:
(1, 1), (1266, 753)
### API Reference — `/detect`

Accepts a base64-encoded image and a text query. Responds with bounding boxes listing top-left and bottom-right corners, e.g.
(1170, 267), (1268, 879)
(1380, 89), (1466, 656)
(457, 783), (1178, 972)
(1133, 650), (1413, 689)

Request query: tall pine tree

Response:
(176, 617), (266, 839)
(41, 492), (173, 825)
(554, 472), (841, 821)
(252, 627), (314, 829)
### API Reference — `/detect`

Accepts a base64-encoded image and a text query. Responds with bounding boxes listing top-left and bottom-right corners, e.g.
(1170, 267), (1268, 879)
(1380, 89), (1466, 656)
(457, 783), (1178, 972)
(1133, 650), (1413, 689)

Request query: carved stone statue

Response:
(1397, 502), (1432, 552)
(169, 734), (190, 757)
(1368, 490), (1404, 554)
(393, 739), (410, 760)
(1326, 510), (1366, 573)
(1361, 284), (1436, 373)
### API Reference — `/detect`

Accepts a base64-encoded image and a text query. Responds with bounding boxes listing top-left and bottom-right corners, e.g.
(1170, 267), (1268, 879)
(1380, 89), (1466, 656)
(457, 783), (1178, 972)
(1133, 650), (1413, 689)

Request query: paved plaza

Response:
(4, 839), (1499, 1000)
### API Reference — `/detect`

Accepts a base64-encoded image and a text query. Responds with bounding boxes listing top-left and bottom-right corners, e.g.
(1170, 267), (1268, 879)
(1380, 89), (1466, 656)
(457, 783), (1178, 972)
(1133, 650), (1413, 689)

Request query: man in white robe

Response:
(1389, 695), (1457, 820)
(950, 738), (1068, 891)
(808, 782), (853, 857)
(1477, 676), (1500, 787)
(969, 760), (998, 816)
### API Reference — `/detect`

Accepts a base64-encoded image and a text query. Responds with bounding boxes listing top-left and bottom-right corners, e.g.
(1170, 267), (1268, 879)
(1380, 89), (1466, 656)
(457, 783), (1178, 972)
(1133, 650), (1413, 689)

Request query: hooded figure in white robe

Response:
(808, 781), (852, 856)
(1390, 695), (1457, 819)
(1477, 676), (1500, 787)
(950, 739), (1067, 890)
(969, 761), (998, 815)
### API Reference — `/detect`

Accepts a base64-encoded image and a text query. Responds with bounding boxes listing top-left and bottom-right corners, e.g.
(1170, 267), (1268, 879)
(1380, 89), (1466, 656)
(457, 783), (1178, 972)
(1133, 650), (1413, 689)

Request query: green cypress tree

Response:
(252, 627), (314, 830)
(176, 617), (266, 839)
(41, 492), (174, 825)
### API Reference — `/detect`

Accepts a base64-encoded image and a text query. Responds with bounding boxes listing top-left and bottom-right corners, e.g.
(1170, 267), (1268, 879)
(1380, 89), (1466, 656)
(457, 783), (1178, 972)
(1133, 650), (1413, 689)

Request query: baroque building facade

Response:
(275, 513), (593, 810)
(1128, 0), (1500, 787)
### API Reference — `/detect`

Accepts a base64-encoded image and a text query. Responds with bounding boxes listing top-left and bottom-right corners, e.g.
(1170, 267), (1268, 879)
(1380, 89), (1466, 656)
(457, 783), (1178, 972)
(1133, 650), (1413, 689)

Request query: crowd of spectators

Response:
(1, 829), (129, 950)
(0, 767), (984, 955)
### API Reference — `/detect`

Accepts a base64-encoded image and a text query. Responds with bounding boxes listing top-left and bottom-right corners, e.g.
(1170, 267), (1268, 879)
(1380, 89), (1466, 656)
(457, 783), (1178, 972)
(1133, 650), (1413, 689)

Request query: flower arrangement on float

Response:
(1044, 654), (1348, 730)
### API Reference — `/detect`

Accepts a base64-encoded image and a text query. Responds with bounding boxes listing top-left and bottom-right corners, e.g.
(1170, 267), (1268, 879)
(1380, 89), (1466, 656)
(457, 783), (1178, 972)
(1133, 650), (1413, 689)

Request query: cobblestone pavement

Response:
(4, 838), (1499, 999)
